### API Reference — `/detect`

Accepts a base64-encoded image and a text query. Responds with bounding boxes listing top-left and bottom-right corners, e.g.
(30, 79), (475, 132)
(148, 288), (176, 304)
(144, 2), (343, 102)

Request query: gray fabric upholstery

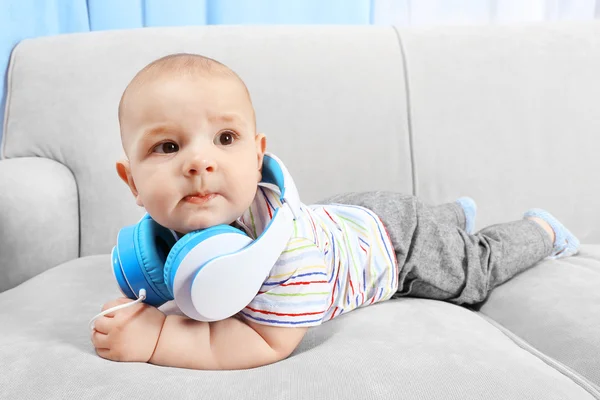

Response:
(0, 157), (78, 292)
(480, 244), (600, 386)
(1, 23), (599, 399)
(0, 254), (597, 400)
(396, 22), (600, 241)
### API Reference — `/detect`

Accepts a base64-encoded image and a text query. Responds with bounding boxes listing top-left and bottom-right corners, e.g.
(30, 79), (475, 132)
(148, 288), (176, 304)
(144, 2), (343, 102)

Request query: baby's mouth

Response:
(183, 193), (217, 205)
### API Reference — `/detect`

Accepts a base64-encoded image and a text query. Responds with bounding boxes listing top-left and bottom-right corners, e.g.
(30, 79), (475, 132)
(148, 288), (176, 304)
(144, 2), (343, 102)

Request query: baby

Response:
(91, 53), (580, 370)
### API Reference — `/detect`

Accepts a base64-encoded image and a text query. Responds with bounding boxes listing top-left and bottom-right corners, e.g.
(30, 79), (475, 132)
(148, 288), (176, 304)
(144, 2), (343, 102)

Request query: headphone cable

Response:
(88, 289), (147, 331)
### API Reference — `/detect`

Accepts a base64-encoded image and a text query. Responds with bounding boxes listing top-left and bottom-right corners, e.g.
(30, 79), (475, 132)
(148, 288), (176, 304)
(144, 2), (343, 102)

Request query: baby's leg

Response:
(394, 217), (554, 305)
(430, 197), (477, 234)
(394, 199), (557, 305)
(319, 191), (563, 305)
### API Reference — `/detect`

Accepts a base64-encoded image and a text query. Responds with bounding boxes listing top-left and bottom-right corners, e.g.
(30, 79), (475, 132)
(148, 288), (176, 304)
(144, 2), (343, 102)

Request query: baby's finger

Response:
(92, 316), (113, 334)
(91, 330), (110, 350)
(95, 347), (112, 360)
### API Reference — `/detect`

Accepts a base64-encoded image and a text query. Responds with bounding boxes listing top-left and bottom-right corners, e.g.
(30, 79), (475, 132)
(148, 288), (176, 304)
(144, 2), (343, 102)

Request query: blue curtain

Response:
(0, 0), (373, 141)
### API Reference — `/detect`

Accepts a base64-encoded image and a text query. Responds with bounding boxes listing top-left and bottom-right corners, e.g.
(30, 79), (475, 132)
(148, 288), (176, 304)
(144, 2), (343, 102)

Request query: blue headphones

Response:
(110, 153), (301, 322)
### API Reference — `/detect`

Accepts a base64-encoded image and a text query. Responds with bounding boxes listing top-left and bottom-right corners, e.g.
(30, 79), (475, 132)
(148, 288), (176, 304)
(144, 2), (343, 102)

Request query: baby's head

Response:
(116, 53), (266, 235)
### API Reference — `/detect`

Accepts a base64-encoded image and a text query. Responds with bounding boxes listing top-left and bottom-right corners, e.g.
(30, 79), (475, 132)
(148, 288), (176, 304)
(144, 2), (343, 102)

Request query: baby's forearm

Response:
(148, 315), (282, 370)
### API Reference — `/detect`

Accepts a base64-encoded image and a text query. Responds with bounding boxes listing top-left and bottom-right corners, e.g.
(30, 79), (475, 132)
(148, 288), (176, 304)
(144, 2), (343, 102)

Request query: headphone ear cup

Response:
(135, 218), (178, 304)
(163, 224), (252, 318)
(111, 245), (136, 299)
(163, 230), (202, 298)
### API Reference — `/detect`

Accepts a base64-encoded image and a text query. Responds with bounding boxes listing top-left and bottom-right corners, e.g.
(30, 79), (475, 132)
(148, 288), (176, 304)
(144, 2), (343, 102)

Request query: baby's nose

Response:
(185, 157), (217, 176)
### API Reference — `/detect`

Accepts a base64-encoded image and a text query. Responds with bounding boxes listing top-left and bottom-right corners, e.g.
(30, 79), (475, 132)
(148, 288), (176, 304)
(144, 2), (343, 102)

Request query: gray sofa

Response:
(1, 22), (599, 399)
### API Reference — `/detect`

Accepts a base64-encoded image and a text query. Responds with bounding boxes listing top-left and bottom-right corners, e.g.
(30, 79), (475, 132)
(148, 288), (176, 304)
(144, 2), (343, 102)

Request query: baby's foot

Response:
(523, 208), (580, 259)
(455, 197), (477, 234)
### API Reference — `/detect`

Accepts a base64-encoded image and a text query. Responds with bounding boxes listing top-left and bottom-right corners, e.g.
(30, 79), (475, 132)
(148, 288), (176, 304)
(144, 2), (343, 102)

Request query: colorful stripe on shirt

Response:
(238, 188), (397, 327)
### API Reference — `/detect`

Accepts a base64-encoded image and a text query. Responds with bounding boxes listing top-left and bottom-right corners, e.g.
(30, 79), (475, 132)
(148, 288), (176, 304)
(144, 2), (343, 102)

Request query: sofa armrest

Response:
(0, 157), (78, 292)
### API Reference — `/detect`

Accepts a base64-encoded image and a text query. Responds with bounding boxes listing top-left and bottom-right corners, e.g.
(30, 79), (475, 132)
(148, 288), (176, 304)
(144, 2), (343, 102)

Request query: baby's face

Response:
(118, 74), (266, 234)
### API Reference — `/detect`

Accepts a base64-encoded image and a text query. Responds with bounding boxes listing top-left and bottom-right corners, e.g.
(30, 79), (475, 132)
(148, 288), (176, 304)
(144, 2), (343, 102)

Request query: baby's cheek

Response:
(140, 186), (169, 216)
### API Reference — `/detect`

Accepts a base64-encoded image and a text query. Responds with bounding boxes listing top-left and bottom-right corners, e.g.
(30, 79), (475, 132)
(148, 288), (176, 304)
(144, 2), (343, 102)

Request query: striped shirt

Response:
(237, 186), (398, 327)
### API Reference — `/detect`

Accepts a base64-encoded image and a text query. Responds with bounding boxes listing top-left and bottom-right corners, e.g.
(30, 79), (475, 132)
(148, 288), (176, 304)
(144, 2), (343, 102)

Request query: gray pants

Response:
(318, 192), (553, 306)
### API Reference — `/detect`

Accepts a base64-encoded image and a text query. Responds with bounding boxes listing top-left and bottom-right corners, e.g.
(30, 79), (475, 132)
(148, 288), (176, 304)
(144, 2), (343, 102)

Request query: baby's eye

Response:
(152, 142), (179, 154)
(214, 131), (236, 146)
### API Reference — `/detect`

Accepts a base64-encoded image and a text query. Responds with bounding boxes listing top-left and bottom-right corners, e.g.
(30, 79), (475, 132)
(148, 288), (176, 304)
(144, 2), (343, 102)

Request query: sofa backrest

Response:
(397, 21), (600, 244)
(2, 23), (599, 260)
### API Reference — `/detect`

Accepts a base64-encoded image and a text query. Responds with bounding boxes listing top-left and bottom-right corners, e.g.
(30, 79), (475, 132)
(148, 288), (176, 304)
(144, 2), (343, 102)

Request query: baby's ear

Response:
(255, 133), (267, 175)
(116, 159), (143, 207)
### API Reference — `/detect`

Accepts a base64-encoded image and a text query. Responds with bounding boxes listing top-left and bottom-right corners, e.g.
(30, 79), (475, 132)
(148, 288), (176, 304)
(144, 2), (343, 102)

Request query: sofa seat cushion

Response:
(481, 244), (600, 388)
(1, 254), (598, 399)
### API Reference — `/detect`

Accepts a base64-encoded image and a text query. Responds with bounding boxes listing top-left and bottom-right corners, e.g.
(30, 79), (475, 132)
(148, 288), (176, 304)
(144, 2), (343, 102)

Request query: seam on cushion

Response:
(47, 157), (82, 260)
(60, 159), (81, 258)
(1, 40), (23, 160)
(476, 312), (600, 398)
(40, 158), (81, 259)
(30, 156), (82, 259)
(71, 161), (81, 258)
(392, 26), (418, 197)
(41, 157), (81, 259)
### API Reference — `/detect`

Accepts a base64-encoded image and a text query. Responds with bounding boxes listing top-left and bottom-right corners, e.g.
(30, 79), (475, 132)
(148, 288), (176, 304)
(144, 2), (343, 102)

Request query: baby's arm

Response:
(92, 297), (307, 370)
(149, 314), (308, 370)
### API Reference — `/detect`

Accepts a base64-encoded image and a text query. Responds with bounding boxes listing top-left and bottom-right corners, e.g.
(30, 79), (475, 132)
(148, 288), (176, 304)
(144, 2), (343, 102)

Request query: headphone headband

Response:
(260, 152), (301, 220)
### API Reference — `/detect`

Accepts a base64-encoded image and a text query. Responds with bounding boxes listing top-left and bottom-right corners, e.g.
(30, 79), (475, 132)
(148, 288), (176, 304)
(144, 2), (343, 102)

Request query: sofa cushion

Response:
(0, 254), (598, 399)
(481, 244), (600, 388)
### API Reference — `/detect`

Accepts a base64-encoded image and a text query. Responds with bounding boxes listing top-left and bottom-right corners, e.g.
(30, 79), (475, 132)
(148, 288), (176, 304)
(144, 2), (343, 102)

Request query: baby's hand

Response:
(91, 297), (166, 363)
